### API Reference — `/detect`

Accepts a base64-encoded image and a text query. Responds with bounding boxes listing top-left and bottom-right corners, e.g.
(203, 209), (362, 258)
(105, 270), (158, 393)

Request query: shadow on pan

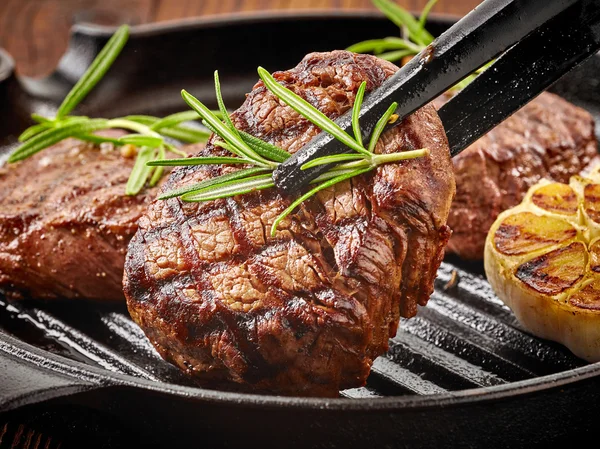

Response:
(1, 11), (600, 449)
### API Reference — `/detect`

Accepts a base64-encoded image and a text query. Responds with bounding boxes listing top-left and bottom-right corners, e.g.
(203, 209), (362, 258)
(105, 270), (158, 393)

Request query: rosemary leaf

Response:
(346, 39), (394, 54)
(8, 119), (109, 162)
(352, 81), (367, 144)
(201, 119), (219, 136)
(271, 167), (372, 236)
(419, 0), (438, 29)
(126, 146), (155, 195)
(161, 126), (211, 143)
(381, 36), (423, 52)
(106, 118), (159, 138)
(209, 134), (244, 159)
(31, 113), (52, 124)
(258, 67), (370, 156)
(149, 145), (165, 187)
(378, 49), (415, 62)
(181, 173), (274, 202)
(301, 153), (364, 170)
(346, 37), (421, 55)
(147, 156), (245, 166)
(372, 0), (434, 46)
(150, 111), (200, 131)
(125, 114), (211, 143)
(214, 141), (236, 153)
(164, 143), (188, 157)
(158, 167), (269, 200)
(238, 130), (290, 163)
(18, 123), (50, 142)
(368, 101), (398, 153)
(123, 115), (156, 125)
(181, 90), (274, 167)
(57, 25), (129, 118)
(214, 71), (238, 134)
(119, 134), (164, 148)
(74, 133), (123, 145)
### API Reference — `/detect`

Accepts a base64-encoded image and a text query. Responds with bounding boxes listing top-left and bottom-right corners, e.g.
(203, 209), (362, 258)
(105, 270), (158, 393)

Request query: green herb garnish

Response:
(10, 24), (430, 236)
(152, 70), (429, 236)
(57, 25), (130, 118)
(8, 24), (216, 195)
(348, 0), (489, 89)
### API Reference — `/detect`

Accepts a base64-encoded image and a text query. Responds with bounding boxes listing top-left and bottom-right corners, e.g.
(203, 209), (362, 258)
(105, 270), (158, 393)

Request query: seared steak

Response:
(0, 130), (162, 301)
(441, 92), (597, 260)
(124, 51), (455, 396)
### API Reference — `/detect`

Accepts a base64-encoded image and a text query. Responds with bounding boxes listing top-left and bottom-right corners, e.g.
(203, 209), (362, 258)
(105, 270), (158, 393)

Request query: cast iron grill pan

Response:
(1, 12), (599, 449)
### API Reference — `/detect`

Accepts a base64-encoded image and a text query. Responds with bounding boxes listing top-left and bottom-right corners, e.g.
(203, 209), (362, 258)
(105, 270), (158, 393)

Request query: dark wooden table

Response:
(0, 0), (479, 77)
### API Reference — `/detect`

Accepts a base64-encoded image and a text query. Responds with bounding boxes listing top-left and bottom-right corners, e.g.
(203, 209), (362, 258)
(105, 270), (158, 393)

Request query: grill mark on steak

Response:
(124, 51), (455, 396)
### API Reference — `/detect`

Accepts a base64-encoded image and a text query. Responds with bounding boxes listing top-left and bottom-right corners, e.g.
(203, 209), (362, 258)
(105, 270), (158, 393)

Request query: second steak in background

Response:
(441, 92), (597, 260)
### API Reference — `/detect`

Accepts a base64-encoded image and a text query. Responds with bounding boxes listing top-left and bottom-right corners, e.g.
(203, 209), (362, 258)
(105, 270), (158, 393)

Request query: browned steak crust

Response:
(441, 92), (597, 260)
(124, 51), (455, 396)
(0, 131), (161, 301)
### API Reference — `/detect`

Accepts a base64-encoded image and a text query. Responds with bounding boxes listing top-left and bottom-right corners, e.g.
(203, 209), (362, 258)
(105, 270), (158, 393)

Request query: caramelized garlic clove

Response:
(493, 211), (577, 256)
(531, 182), (578, 215)
(515, 242), (587, 296)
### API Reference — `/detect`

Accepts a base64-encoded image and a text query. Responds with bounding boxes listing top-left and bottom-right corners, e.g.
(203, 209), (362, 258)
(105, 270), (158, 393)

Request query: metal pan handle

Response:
(0, 331), (106, 413)
(0, 48), (33, 146)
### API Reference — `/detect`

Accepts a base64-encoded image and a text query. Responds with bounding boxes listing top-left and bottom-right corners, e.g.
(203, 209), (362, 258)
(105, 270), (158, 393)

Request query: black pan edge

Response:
(3, 329), (600, 411)
(66, 9), (460, 38)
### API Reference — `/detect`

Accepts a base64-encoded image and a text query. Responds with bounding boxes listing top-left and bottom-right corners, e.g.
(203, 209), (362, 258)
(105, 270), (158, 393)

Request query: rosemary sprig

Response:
(126, 146), (156, 194)
(371, 0), (435, 47)
(348, 0), (488, 90)
(270, 167), (372, 233)
(153, 70), (429, 236)
(257, 68), (370, 157)
(57, 25), (130, 118)
(9, 24), (430, 233)
(8, 24), (217, 195)
(347, 0), (437, 59)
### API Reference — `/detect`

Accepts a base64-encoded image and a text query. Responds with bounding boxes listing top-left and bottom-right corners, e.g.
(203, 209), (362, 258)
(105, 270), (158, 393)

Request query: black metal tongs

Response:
(273, 0), (600, 193)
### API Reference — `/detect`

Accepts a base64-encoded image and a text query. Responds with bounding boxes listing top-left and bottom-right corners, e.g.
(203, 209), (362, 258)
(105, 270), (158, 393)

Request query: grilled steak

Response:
(0, 130), (162, 301)
(124, 51), (455, 396)
(441, 92), (597, 260)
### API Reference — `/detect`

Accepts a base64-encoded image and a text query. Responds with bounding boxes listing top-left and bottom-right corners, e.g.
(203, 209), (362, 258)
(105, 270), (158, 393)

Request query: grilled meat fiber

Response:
(124, 51), (456, 396)
(441, 92), (597, 260)
(0, 131), (160, 301)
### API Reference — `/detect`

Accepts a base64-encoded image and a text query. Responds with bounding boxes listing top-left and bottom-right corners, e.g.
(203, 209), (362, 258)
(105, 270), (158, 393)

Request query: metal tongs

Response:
(273, 0), (600, 193)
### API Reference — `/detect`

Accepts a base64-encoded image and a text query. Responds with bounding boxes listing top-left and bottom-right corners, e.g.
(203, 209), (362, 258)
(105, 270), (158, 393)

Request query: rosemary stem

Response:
(165, 144), (188, 157)
(322, 148), (429, 171)
(383, 37), (423, 53)
(106, 119), (161, 138)
(371, 148), (430, 165)
(312, 168), (369, 183)
(333, 159), (372, 170)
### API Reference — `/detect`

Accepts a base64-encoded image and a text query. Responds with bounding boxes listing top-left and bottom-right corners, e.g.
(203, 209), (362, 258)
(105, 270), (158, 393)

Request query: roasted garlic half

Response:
(484, 167), (600, 362)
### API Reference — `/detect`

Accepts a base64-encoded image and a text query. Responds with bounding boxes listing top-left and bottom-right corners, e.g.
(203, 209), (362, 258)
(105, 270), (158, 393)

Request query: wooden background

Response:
(0, 0), (479, 77)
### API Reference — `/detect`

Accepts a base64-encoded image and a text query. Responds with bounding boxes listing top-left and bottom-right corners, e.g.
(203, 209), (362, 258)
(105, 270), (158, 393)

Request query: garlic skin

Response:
(484, 169), (600, 362)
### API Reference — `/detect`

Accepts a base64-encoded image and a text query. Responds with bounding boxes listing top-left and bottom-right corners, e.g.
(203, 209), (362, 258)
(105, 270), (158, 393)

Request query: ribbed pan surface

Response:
(0, 260), (586, 398)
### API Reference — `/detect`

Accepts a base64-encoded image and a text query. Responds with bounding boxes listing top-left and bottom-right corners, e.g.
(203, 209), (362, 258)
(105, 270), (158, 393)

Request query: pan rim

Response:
(67, 9), (459, 38)
(2, 10), (599, 412)
(3, 328), (600, 411)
